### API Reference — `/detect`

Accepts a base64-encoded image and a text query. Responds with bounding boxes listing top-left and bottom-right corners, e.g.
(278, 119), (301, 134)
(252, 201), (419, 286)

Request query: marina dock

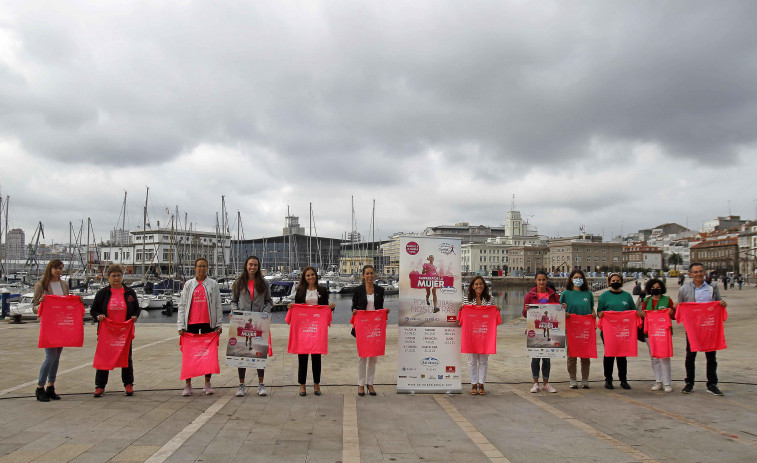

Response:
(0, 282), (755, 462)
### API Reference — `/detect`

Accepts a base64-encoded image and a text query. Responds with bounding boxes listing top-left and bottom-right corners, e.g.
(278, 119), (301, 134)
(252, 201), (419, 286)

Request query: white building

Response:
(461, 242), (510, 274)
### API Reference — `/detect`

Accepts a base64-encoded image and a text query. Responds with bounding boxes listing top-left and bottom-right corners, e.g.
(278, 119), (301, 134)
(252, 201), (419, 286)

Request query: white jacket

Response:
(177, 277), (223, 330)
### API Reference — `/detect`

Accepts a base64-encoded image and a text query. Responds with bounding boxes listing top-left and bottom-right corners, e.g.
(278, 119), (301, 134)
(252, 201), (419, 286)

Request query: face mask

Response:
(572, 278), (584, 287)
(651, 288), (662, 296)
(610, 282), (622, 290)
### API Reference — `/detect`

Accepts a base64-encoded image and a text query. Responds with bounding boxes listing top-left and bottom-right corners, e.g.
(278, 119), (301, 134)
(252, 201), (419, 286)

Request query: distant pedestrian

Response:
(560, 269), (595, 389)
(678, 273), (685, 286)
(178, 258), (223, 396)
(722, 275), (728, 291)
(90, 265), (141, 398)
(32, 259), (71, 402)
(524, 271), (559, 393)
(737, 274), (743, 290)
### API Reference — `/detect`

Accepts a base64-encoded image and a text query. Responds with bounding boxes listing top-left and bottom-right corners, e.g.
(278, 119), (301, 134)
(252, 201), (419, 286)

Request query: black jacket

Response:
(91, 285), (141, 322)
(294, 285), (330, 306)
(351, 284), (385, 311)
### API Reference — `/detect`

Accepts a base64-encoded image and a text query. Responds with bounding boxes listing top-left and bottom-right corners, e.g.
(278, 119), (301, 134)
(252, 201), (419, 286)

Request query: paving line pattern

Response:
(607, 391), (757, 449)
(506, 386), (661, 463)
(433, 395), (512, 463)
(342, 395), (360, 463)
(144, 389), (235, 463)
(0, 336), (176, 396)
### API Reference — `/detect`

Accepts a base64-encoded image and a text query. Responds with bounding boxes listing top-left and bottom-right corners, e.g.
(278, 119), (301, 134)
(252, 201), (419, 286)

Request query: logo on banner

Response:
(438, 243), (455, 255)
(229, 338), (237, 346)
(528, 330), (536, 338)
(438, 375), (443, 379)
(406, 242), (420, 255)
(421, 357), (439, 367)
(440, 287), (457, 294)
(447, 315), (457, 322)
(445, 366), (455, 373)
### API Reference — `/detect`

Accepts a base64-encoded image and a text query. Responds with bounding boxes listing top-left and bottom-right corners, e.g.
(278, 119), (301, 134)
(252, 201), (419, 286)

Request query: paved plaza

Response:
(0, 281), (755, 463)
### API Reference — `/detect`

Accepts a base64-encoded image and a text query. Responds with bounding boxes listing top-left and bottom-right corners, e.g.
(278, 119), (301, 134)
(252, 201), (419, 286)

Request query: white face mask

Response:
(572, 278), (584, 287)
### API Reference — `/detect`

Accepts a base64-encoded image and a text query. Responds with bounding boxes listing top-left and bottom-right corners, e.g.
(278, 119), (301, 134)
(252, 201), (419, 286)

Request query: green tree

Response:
(668, 253), (683, 271)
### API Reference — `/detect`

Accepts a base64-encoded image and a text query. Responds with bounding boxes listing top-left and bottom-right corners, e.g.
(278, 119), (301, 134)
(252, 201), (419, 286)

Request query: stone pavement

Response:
(0, 280), (755, 462)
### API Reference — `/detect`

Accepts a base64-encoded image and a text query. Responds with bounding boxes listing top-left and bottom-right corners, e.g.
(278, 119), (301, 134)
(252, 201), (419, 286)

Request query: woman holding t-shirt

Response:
(178, 258), (223, 396)
(597, 272), (642, 390)
(91, 265), (141, 398)
(560, 269), (595, 389)
(640, 278), (675, 392)
(288, 266), (335, 396)
(230, 256), (273, 397)
(32, 259), (71, 402)
(461, 275), (501, 396)
(351, 265), (387, 397)
(523, 270), (559, 393)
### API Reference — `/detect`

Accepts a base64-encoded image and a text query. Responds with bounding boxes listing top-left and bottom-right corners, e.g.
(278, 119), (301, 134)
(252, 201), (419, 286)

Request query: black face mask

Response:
(651, 288), (662, 296)
(609, 282), (622, 290)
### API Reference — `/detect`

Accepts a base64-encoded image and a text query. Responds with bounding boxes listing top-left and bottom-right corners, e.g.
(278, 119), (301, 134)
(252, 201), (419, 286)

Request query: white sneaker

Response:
(651, 382), (663, 391)
(663, 385), (673, 393)
(543, 384), (557, 393)
(203, 382), (214, 395)
(530, 383), (540, 393)
(258, 384), (267, 396)
(182, 385), (192, 396)
(236, 384), (246, 397)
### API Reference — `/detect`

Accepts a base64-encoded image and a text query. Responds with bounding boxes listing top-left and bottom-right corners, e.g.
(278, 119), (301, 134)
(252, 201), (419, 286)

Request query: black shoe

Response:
(604, 380), (614, 390)
(620, 381), (631, 390)
(35, 387), (50, 402)
(681, 383), (694, 394)
(45, 386), (61, 400)
(707, 384), (724, 396)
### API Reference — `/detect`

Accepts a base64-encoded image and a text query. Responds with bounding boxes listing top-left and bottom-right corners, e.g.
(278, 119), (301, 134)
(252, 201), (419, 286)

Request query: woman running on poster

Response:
(422, 255), (439, 313)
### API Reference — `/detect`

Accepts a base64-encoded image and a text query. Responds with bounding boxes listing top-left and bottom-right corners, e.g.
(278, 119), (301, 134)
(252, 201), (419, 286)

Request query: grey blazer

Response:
(677, 281), (721, 304)
(230, 280), (273, 313)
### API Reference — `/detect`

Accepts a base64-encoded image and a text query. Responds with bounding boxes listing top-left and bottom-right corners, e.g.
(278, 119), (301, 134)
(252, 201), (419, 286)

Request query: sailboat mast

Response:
(142, 187), (149, 280)
(309, 202), (312, 266)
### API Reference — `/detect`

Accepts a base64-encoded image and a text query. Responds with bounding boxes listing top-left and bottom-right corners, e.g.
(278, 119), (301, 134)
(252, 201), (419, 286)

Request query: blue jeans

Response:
(38, 347), (63, 387)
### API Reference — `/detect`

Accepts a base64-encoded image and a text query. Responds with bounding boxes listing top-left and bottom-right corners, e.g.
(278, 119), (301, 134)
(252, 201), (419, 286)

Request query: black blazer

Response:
(351, 284), (385, 311)
(294, 285), (330, 306)
(91, 285), (141, 322)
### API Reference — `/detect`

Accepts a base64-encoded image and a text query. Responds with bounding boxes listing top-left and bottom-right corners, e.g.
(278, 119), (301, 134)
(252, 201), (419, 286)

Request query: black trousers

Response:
(685, 337), (718, 386)
(238, 368), (265, 381)
(298, 354), (321, 385)
(95, 346), (133, 388)
(600, 332), (627, 381)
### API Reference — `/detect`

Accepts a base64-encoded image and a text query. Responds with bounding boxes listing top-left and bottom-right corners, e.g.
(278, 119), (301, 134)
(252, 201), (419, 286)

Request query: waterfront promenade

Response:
(0, 281), (755, 463)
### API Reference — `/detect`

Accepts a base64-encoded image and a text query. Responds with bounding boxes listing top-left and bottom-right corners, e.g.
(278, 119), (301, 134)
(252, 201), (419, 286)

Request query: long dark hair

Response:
(565, 269), (589, 291)
(466, 275), (491, 302)
(361, 265), (375, 285)
(232, 256), (267, 300)
(40, 259), (64, 292)
(295, 266), (323, 301)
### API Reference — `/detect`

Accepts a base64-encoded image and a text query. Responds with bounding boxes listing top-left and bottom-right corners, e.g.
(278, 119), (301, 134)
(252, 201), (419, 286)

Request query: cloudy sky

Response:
(1, 1), (756, 247)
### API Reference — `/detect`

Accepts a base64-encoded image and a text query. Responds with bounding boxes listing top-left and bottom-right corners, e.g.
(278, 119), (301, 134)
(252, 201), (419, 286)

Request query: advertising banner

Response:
(225, 311), (271, 368)
(526, 304), (566, 358)
(397, 237), (462, 393)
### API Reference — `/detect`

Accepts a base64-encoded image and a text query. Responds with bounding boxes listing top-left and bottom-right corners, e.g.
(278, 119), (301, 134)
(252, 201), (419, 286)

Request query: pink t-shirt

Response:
(350, 309), (388, 358)
(188, 282), (210, 325)
(644, 311), (673, 358)
(676, 302), (727, 352)
(37, 295), (86, 348)
(459, 305), (501, 354)
(285, 304), (332, 354)
(108, 287), (127, 323)
(566, 314), (597, 358)
(422, 263), (437, 276)
(598, 310), (641, 357)
(179, 332), (220, 380)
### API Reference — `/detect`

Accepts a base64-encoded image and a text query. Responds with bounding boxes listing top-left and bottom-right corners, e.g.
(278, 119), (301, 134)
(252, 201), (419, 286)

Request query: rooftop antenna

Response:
(511, 194), (515, 212)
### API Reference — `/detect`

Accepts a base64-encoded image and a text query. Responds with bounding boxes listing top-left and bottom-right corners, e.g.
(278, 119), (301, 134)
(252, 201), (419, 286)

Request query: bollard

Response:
(0, 291), (9, 319)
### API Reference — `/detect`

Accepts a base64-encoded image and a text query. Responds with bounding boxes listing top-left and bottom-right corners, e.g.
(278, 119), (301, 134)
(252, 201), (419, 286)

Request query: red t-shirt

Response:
(459, 305), (501, 354)
(350, 309), (388, 358)
(188, 282), (210, 325)
(179, 331), (220, 380)
(38, 295), (86, 348)
(598, 310), (641, 357)
(676, 302), (727, 352)
(108, 287), (127, 323)
(644, 311), (673, 358)
(93, 318), (134, 370)
(286, 304), (332, 354)
(566, 314), (597, 358)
